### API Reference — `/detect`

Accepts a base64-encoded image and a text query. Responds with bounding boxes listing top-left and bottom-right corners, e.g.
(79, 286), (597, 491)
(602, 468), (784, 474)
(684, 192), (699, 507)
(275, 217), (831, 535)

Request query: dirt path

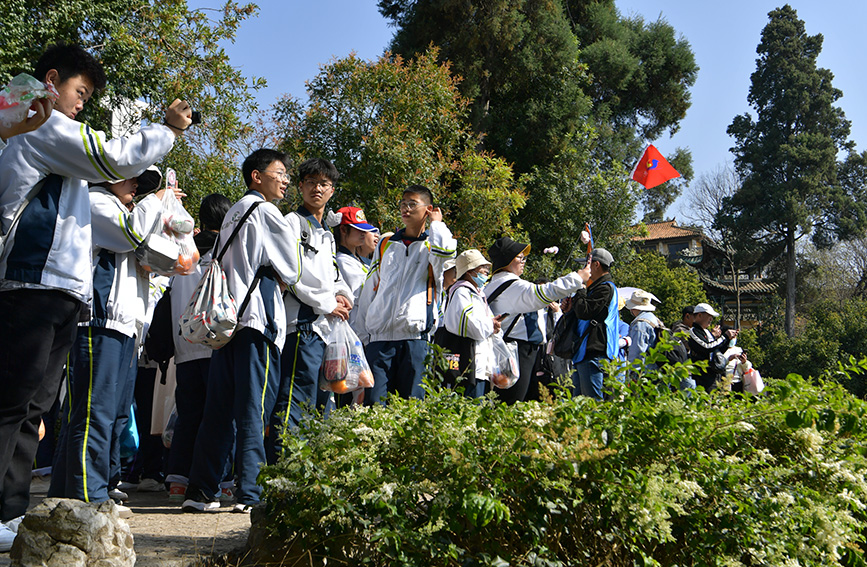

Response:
(0, 476), (250, 567)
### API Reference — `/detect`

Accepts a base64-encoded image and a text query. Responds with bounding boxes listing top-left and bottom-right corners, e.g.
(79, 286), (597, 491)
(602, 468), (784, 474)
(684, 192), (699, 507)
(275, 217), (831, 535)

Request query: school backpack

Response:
(179, 201), (261, 349)
(653, 323), (690, 366)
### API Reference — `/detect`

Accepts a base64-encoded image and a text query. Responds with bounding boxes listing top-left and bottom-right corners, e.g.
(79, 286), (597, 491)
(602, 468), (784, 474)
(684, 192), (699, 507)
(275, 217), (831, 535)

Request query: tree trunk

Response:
(730, 258), (741, 330)
(785, 225), (796, 337)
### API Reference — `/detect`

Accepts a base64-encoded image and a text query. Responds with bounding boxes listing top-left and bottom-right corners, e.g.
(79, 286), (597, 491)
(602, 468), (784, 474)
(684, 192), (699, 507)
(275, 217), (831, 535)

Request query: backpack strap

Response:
(485, 278), (519, 339)
(215, 201), (262, 263)
(371, 234), (392, 293)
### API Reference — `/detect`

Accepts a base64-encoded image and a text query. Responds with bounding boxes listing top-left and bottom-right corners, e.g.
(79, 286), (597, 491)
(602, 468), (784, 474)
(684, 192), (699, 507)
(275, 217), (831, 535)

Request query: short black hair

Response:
(404, 184), (433, 205)
(682, 305), (695, 316)
(34, 43), (107, 91)
(297, 158), (339, 184)
(198, 193), (232, 232)
(242, 148), (291, 188)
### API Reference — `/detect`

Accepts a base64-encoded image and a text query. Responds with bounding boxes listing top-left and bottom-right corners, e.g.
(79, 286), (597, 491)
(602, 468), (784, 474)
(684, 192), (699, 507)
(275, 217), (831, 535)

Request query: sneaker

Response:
(4, 516), (23, 534)
(117, 481), (138, 491)
(168, 483), (186, 502)
(137, 478), (165, 492)
(219, 486), (235, 503)
(232, 503), (252, 514)
(182, 499), (220, 513)
(115, 504), (133, 519)
(108, 488), (129, 501)
(0, 523), (15, 552)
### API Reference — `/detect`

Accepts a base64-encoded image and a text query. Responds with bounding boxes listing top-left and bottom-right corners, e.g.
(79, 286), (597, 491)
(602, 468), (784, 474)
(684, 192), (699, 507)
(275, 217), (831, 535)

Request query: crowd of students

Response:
(0, 43), (760, 552)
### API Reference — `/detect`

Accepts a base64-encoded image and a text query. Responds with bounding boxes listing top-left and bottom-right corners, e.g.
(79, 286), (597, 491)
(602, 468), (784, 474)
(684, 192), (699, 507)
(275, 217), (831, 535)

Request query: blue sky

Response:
(197, 0), (867, 220)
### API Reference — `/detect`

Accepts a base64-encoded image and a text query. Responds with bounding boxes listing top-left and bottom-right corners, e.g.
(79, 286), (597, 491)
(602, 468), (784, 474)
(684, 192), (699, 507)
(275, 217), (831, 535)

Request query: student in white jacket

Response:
(444, 250), (502, 398)
(266, 158), (353, 463)
(354, 185), (457, 404)
(183, 149), (301, 514)
(49, 167), (184, 505)
(484, 237), (585, 404)
(0, 44), (189, 541)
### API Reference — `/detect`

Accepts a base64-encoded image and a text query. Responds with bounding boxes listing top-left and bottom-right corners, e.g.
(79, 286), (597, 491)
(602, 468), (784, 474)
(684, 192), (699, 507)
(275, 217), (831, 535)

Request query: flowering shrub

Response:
(254, 355), (867, 566)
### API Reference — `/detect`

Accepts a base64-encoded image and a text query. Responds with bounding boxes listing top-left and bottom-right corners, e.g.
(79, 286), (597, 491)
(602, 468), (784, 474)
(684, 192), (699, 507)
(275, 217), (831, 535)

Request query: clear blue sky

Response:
(196, 0), (867, 220)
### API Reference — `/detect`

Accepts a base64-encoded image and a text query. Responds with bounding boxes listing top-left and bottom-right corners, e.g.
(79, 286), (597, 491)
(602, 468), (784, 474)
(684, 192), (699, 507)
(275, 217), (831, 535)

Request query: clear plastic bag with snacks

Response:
(136, 169), (199, 276)
(0, 73), (59, 128)
(320, 319), (374, 394)
(491, 332), (520, 390)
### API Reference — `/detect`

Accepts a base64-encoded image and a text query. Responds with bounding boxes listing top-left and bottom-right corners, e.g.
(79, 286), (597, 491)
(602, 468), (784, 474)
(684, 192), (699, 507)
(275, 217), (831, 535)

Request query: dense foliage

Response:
(255, 351), (867, 566)
(275, 50), (524, 251)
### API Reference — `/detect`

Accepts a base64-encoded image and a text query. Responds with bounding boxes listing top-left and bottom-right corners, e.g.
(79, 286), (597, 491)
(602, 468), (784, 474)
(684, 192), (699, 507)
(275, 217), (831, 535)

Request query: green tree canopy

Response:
(719, 4), (865, 337)
(275, 50), (524, 251)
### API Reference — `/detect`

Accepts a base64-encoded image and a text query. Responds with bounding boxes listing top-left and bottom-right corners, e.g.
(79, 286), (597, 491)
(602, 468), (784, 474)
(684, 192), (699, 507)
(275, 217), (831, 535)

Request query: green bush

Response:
(255, 356), (867, 566)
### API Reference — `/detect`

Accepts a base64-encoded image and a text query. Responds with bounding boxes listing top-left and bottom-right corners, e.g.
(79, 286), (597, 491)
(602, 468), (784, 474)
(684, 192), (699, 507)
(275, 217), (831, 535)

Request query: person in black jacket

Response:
(568, 249), (620, 400)
(688, 303), (738, 391)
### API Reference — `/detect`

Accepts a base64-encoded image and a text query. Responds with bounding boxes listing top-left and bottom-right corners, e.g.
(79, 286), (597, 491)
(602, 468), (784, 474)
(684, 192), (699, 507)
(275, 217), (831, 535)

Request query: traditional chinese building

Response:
(631, 220), (776, 328)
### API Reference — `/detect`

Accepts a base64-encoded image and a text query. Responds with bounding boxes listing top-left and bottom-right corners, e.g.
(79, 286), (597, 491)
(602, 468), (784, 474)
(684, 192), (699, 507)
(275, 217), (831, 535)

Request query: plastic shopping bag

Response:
(320, 319), (374, 394)
(0, 73), (59, 128)
(491, 332), (520, 389)
(743, 368), (764, 394)
(136, 169), (199, 276)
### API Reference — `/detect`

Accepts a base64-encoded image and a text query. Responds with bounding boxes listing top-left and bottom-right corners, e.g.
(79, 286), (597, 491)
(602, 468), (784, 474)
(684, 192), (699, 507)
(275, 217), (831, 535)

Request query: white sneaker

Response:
(4, 516), (23, 534)
(0, 523), (16, 552)
(231, 503), (252, 514)
(219, 486), (235, 503)
(117, 481), (138, 491)
(182, 499), (220, 513)
(115, 504), (133, 519)
(136, 478), (165, 492)
(108, 488), (129, 501)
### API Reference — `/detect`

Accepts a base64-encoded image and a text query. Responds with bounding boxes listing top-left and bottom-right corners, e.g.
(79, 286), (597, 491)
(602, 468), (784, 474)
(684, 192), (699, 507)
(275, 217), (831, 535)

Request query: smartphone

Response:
(496, 313), (510, 320)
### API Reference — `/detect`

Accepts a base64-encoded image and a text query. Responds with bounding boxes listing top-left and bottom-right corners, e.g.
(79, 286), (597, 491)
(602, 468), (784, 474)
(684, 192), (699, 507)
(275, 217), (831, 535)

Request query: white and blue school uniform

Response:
(336, 245), (370, 334)
(484, 270), (584, 403)
(266, 207), (352, 463)
(0, 113), (175, 519)
(443, 280), (495, 398)
(185, 191), (301, 508)
(354, 221), (456, 404)
(49, 187), (164, 503)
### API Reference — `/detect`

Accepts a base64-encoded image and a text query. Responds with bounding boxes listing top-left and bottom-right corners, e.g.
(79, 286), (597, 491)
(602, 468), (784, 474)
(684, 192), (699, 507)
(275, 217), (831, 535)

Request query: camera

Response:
(190, 111), (201, 125)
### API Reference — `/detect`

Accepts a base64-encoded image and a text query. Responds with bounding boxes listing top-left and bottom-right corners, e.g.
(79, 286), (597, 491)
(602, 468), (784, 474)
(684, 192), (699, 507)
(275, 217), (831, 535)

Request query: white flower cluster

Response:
(731, 420), (756, 432)
(792, 427), (824, 454)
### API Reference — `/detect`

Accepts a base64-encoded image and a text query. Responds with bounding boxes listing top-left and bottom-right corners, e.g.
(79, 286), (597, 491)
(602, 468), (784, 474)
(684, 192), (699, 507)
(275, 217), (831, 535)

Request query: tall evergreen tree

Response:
(720, 5), (865, 337)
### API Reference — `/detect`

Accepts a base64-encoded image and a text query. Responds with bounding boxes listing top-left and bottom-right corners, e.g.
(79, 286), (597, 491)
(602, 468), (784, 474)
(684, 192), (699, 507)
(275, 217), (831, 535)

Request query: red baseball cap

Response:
(336, 206), (377, 232)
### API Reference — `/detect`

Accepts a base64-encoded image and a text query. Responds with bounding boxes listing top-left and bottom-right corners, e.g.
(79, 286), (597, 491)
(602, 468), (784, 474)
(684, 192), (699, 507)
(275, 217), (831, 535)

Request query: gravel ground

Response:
(0, 476), (251, 567)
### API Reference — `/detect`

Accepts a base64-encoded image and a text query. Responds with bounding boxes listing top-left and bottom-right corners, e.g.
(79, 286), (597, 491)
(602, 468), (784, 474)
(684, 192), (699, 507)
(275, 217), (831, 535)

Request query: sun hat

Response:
(135, 165), (163, 196)
(455, 249), (492, 279)
(625, 289), (656, 312)
(489, 236), (530, 273)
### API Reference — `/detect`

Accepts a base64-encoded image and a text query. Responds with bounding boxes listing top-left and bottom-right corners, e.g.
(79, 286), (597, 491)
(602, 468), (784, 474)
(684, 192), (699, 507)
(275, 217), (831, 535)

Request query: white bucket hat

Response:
(625, 289), (656, 312)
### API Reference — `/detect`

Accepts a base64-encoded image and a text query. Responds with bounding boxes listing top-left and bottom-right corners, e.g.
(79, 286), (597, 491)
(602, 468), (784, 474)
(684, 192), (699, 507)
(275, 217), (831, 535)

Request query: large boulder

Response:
(10, 498), (135, 567)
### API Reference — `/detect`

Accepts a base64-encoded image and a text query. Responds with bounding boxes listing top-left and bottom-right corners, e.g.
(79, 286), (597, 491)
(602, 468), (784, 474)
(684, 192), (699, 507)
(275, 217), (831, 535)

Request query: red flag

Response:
(631, 145), (681, 189)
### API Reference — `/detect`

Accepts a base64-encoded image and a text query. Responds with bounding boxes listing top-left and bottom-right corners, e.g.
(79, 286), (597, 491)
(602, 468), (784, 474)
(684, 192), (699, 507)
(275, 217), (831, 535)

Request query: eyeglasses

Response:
(515, 255), (527, 263)
(263, 169), (289, 182)
(302, 179), (334, 190)
(398, 200), (424, 212)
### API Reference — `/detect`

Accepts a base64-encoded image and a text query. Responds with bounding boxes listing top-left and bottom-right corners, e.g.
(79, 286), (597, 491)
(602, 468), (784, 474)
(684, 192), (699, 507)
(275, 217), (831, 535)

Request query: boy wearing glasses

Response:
(355, 185), (457, 404)
(266, 158), (352, 462)
(183, 149), (300, 513)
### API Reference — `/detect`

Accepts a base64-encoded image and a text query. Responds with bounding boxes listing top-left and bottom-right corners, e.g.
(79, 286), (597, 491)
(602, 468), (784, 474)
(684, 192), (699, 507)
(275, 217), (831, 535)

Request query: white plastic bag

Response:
(178, 258), (238, 349)
(743, 368), (764, 394)
(162, 405), (178, 449)
(320, 319), (374, 394)
(491, 333), (519, 389)
(136, 169), (199, 276)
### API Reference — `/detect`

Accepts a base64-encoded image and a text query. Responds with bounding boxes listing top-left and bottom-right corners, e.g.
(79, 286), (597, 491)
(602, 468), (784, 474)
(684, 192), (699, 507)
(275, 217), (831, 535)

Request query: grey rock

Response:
(10, 498), (135, 567)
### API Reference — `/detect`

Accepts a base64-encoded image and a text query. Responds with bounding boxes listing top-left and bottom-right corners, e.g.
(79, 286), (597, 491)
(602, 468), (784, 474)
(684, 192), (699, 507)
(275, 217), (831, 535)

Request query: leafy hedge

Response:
(254, 355), (867, 566)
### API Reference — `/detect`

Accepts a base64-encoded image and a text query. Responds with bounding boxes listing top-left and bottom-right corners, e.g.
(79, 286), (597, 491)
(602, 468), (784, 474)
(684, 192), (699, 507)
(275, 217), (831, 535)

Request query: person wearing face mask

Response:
(484, 237), (585, 404)
(442, 250), (502, 398)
